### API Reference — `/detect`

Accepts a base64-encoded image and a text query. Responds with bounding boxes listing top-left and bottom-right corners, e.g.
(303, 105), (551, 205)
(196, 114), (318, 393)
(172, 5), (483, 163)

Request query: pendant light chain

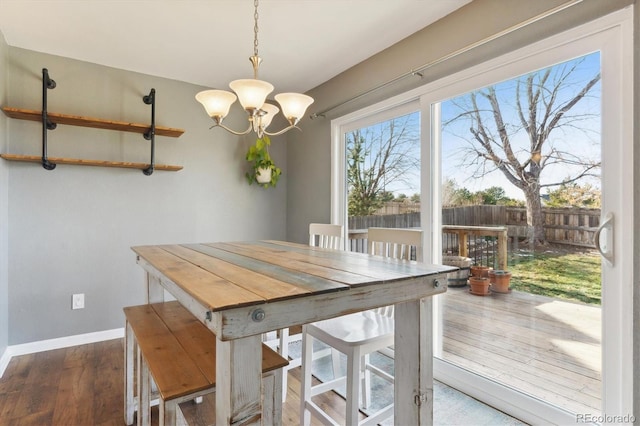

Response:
(253, 0), (260, 58)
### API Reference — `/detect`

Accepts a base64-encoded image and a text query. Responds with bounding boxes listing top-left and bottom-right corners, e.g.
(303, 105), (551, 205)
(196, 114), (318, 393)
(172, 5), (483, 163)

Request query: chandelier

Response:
(195, 0), (314, 138)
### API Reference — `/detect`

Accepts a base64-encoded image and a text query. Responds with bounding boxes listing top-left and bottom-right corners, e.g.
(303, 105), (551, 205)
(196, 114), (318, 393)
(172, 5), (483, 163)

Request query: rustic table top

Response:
(132, 240), (454, 313)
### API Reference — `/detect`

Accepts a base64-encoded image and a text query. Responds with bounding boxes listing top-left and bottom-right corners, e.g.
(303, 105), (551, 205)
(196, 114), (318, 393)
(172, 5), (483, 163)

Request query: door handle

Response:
(594, 212), (614, 266)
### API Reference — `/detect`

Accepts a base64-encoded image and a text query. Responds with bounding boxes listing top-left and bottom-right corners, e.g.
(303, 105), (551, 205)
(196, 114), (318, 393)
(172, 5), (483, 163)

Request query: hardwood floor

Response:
(0, 339), (355, 426)
(0, 339), (124, 426)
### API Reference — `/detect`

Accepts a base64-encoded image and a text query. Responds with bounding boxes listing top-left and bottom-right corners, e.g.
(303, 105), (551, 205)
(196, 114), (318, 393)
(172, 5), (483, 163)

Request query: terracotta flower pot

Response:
(470, 265), (491, 278)
(491, 271), (512, 293)
(468, 276), (490, 296)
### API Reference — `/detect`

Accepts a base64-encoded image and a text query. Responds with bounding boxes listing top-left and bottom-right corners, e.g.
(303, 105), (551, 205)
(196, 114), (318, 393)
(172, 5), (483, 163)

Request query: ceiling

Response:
(0, 0), (470, 94)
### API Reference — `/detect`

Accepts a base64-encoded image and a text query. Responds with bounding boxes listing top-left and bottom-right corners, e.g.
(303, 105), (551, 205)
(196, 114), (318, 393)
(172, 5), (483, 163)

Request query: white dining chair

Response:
(265, 223), (344, 402)
(300, 227), (423, 426)
(309, 222), (344, 249)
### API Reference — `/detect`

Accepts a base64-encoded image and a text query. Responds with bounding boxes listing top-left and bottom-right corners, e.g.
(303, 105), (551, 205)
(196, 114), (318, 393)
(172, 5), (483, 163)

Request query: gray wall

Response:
(4, 48), (287, 345)
(285, 0), (638, 419)
(0, 31), (8, 354)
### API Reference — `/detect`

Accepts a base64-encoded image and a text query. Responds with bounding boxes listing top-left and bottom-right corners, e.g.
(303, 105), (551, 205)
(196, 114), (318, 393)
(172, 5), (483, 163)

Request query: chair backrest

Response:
(367, 227), (423, 261)
(367, 227), (423, 317)
(309, 223), (344, 250)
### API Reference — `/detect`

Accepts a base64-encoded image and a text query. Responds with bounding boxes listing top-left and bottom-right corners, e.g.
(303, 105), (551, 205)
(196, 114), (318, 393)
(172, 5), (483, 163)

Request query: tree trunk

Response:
(523, 184), (546, 245)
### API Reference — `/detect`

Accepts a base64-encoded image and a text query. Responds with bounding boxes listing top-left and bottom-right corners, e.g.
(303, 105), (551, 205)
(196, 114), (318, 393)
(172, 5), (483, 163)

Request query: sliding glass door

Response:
(426, 10), (633, 424)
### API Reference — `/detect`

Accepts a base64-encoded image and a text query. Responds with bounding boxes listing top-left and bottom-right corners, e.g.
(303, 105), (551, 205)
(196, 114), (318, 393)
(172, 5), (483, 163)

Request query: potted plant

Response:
(245, 135), (282, 188)
(491, 270), (512, 293)
(469, 276), (490, 296)
(470, 265), (491, 279)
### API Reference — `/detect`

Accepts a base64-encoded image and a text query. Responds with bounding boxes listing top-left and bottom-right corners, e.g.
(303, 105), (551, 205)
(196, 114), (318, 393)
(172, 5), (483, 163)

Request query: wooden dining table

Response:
(131, 240), (454, 425)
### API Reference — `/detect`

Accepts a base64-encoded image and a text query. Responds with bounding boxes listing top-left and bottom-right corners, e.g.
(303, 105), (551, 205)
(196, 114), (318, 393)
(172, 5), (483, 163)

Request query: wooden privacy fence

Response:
(506, 207), (600, 247)
(348, 206), (600, 248)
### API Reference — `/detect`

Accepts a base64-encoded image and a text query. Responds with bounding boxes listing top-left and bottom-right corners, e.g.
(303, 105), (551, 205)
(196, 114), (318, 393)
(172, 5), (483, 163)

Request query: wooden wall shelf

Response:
(0, 154), (183, 172)
(2, 107), (184, 138)
(1, 71), (184, 174)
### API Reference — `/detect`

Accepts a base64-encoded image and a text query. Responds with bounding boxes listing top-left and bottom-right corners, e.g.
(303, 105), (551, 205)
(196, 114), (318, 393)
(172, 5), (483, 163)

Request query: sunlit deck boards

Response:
(440, 287), (601, 414)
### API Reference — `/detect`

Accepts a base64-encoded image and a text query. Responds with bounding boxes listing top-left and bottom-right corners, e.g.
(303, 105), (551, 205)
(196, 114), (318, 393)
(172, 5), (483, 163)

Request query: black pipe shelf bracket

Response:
(41, 76), (157, 175)
(142, 88), (156, 176)
(2, 72), (184, 173)
(41, 68), (57, 170)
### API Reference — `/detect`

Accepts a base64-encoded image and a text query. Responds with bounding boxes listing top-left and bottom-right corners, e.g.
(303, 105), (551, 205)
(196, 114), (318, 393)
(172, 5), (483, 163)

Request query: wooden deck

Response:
(440, 285), (601, 415)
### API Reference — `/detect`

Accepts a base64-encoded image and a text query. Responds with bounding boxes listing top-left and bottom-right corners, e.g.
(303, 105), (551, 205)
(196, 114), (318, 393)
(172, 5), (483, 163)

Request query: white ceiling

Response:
(0, 0), (470, 94)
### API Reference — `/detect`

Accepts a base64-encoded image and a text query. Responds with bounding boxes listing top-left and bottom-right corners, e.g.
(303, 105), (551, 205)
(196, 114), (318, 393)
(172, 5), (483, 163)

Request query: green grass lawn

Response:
(507, 247), (601, 305)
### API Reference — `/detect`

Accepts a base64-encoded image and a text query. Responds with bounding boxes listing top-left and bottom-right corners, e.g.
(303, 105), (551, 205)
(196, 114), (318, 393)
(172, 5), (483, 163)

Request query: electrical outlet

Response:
(72, 293), (84, 310)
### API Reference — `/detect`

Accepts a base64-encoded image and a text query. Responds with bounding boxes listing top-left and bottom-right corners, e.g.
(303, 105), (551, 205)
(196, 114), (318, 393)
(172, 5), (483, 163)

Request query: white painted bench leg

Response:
(159, 399), (177, 426)
(138, 351), (151, 426)
(175, 403), (188, 426)
(262, 370), (283, 426)
(125, 321), (135, 425)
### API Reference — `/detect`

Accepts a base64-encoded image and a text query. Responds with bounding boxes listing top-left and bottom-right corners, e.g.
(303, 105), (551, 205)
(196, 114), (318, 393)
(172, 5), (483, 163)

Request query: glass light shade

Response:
(259, 103), (280, 129)
(195, 90), (237, 119)
(229, 79), (274, 111)
(274, 93), (314, 123)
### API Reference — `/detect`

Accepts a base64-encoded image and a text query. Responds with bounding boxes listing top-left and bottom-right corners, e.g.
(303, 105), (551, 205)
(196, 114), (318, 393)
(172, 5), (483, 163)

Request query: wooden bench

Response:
(124, 301), (289, 426)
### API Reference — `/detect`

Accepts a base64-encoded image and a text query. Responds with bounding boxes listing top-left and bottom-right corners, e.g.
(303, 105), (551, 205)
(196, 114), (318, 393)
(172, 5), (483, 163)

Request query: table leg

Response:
(216, 334), (263, 425)
(262, 371), (283, 426)
(394, 298), (433, 425)
(146, 273), (164, 303)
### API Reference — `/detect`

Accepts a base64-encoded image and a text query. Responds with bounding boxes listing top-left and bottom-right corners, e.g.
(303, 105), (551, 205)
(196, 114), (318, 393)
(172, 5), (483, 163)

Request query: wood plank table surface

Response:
(132, 240), (455, 425)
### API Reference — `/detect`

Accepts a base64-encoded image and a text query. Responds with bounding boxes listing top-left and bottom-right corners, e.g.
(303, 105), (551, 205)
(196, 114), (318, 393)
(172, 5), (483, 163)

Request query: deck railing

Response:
(442, 225), (508, 270)
(348, 225), (508, 270)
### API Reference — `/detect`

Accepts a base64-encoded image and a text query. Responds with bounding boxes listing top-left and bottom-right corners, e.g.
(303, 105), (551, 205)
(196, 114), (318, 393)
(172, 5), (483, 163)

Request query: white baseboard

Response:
(0, 327), (124, 378)
(0, 348), (12, 378)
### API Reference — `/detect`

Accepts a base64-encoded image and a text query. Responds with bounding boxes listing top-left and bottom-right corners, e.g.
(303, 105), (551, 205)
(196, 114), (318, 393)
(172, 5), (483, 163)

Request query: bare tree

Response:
(347, 114), (419, 216)
(444, 57), (601, 244)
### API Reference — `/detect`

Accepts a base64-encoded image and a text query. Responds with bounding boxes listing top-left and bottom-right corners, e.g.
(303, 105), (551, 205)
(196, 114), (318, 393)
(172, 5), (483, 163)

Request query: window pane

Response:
(345, 111), (421, 251)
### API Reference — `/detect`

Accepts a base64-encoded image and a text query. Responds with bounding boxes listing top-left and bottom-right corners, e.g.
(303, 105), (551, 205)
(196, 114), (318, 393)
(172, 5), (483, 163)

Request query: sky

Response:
(346, 51), (601, 202)
(440, 51), (601, 201)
